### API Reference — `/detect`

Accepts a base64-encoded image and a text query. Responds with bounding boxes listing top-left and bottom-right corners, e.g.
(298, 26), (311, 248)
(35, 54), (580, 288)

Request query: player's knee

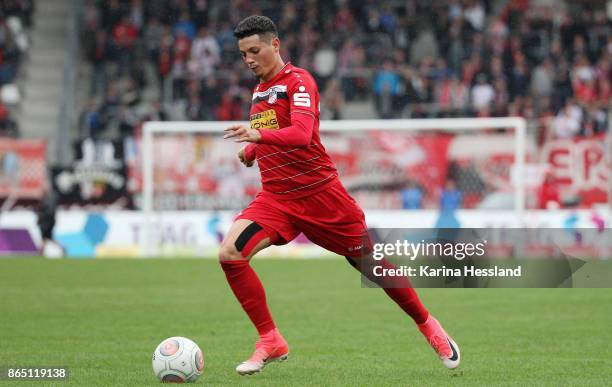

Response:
(218, 243), (244, 262)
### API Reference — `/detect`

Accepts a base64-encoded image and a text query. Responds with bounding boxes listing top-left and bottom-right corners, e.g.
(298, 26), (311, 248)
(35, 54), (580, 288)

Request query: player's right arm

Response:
(238, 144), (256, 167)
(226, 73), (318, 148)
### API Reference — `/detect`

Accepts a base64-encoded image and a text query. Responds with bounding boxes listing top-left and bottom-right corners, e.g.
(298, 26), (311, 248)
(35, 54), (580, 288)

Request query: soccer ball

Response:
(152, 337), (204, 383)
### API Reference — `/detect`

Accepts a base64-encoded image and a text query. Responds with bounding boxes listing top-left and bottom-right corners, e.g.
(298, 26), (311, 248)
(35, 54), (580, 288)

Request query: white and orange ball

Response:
(152, 337), (204, 383)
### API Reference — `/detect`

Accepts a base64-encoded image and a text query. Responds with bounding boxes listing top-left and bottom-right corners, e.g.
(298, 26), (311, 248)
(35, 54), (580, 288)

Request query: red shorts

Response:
(236, 181), (371, 257)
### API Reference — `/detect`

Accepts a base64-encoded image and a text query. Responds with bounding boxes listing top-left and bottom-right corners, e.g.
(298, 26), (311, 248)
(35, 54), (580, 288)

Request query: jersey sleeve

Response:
(257, 113), (314, 147)
(244, 143), (257, 161)
(257, 72), (318, 147)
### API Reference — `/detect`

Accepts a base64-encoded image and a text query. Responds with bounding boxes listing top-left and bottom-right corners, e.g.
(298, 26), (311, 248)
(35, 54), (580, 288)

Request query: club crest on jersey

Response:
(252, 85), (288, 105)
(268, 90), (278, 104)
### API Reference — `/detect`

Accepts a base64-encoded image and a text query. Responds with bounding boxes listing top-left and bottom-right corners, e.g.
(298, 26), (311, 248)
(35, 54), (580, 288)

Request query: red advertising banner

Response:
(126, 131), (608, 210)
(127, 132), (454, 210)
(0, 138), (46, 199)
(125, 135), (260, 209)
(323, 132), (453, 208)
(540, 134), (609, 207)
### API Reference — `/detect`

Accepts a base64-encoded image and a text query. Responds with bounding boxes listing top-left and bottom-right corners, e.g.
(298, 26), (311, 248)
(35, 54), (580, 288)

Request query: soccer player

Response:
(221, 15), (460, 375)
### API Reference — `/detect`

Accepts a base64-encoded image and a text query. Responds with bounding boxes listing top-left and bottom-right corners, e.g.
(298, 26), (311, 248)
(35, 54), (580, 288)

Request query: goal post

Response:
(141, 117), (527, 257)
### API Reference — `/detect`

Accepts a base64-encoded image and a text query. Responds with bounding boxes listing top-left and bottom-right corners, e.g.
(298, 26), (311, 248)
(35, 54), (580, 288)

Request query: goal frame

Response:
(142, 117), (527, 256)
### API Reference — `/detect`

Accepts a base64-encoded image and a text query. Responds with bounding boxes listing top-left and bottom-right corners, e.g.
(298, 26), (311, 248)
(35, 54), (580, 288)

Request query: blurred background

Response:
(0, 0), (609, 258)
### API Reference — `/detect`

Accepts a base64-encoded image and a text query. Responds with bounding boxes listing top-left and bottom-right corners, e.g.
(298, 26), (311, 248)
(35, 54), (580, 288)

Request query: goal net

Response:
(137, 118), (529, 257)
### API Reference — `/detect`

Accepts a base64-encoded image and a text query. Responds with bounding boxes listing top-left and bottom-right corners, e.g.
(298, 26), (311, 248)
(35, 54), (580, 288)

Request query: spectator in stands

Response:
(117, 106), (139, 137)
(551, 61), (573, 111)
(509, 52), (530, 99)
(216, 21), (238, 67)
(2, 1), (34, 28)
(128, 0), (144, 32)
(471, 74), (495, 112)
(410, 28), (439, 66)
(0, 24), (21, 85)
(530, 57), (554, 99)
(596, 78), (610, 109)
(535, 96), (555, 144)
(118, 76), (140, 107)
(488, 56), (506, 83)
(77, 0), (610, 139)
(435, 75), (455, 117)
(79, 99), (105, 139)
(334, 2), (355, 35)
(145, 100), (169, 122)
(215, 92), (243, 121)
(171, 28), (192, 99)
(144, 17), (164, 62)
(186, 93), (204, 121)
(373, 60), (401, 118)
(321, 78), (344, 120)
(337, 38), (367, 100)
(553, 99), (582, 139)
(189, 27), (220, 79)
(0, 102), (18, 137)
(101, 0), (123, 31)
(464, 0), (486, 31)
(111, 14), (138, 77)
(0, 0), (33, 137)
(461, 55), (482, 87)
(573, 76), (597, 105)
(379, 4), (397, 36)
(156, 27), (173, 99)
(313, 42), (336, 89)
(492, 78), (509, 117)
(173, 11), (196, 41)
(445, 20), (463, 74)
(581, 104), (608, 137)
(86, 30), (112, 97)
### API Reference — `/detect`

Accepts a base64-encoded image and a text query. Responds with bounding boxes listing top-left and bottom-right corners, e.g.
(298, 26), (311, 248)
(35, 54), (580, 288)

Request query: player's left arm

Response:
(256, 111), (314, 147)
(224, 76), (318, 147)
(256, 76), (318, 147)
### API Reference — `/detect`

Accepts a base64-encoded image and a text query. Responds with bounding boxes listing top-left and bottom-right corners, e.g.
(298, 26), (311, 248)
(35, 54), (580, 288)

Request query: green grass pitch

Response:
(1, 258), (611, 386)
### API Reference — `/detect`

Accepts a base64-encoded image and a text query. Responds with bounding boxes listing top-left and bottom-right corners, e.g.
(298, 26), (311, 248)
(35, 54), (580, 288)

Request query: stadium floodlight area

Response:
(141, 117), (527, 256)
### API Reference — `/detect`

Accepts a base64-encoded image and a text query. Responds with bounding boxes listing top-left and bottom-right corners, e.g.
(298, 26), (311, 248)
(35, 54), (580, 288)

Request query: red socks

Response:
(382, 286), (429, 324)
(221, 257), (429, 336)
(379, 258), (429, 324)
(353, 257), (429, 324)
(220, 260), (276, 335)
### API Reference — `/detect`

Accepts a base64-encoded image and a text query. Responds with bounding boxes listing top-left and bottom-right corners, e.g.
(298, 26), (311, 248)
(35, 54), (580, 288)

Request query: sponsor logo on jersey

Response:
(293, 92), (311, 107)
(250, 109), (279, 130)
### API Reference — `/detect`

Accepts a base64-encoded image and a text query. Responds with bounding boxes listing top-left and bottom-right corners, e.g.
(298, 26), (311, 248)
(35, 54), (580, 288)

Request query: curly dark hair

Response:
(233, 15), (278, 40)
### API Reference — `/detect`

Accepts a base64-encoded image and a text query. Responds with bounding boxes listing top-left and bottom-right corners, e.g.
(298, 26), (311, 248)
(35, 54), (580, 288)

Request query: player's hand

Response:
(224, 124), (262, 143)
(238, 147), (254, 167)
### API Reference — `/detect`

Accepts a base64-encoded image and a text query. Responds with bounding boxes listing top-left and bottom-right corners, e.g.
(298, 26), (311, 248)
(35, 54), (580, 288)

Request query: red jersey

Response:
(245, 63), (339, 199)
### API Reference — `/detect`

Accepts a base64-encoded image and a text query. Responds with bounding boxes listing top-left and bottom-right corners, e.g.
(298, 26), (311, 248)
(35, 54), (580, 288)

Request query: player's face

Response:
(238, 34), (280, 80)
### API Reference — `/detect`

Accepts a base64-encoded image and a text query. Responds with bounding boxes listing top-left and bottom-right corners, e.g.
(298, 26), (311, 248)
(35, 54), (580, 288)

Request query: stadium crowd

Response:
(0, 0), (33, 138)
(79, 0), (610, 141)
